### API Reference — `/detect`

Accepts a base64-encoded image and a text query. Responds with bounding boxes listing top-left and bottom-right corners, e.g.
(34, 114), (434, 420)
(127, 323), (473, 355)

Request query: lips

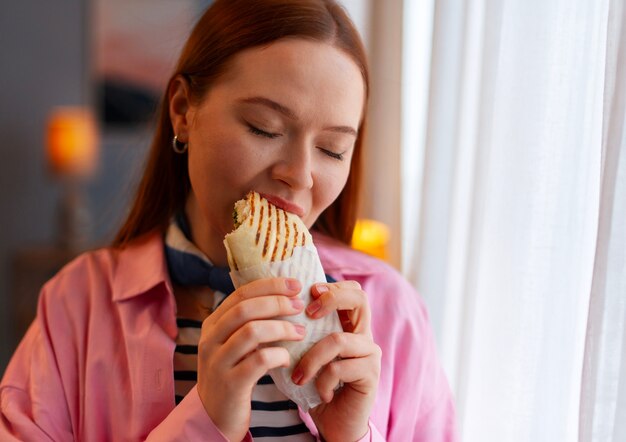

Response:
(258, 192), (305, 217)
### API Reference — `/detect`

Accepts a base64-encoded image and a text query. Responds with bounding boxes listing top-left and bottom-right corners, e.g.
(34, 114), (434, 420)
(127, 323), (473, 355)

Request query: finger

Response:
(207, 295), (305, 343)
(217, 320), (306, 366)
(292, 333), (377, 385)
(210, 277), (301, 323)
(311, 280), (362, 298)
(232, 347), (291, 390)
(315, 357), (379, 403)
(306, 282), (371, 334)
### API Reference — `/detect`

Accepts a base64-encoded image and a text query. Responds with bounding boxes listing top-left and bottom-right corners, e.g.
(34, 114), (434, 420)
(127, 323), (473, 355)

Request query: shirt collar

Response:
(112, 231), (173, 302)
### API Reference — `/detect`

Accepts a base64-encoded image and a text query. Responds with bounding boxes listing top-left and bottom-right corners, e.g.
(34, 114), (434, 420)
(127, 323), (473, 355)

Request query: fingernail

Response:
(291, 298), (304, 310)
(294, 324), (306, 336)
(316, 285), (329, 294)
(292, 368), (303, 384)
(286, 279), (301, 291)
(306, 300), (321, 316)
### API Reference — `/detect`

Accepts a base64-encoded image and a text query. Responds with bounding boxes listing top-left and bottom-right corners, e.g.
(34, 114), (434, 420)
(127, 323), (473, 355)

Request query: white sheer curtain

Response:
(398, 0), (626, 440)
(579, 0), (626, 440)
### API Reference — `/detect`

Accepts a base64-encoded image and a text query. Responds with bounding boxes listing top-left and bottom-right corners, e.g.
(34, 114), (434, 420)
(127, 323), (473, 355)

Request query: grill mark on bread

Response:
(282, 216), (290, 260)
(272, 208), (283, 261)
(227, 245), (239, 271)
(249, 193), (255, 226)
(263, 204), (273, 258)
(292, 224), (299, 257)
(256, 204), (264, 245)
(301, 231), (305, 246)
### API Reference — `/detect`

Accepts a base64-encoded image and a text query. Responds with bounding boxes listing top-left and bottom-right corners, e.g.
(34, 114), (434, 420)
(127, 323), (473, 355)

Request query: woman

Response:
(0, 0), (457, 440)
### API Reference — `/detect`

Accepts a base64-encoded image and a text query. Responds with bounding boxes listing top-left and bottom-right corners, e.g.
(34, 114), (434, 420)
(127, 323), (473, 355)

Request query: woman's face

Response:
(170, 38), (365, 264)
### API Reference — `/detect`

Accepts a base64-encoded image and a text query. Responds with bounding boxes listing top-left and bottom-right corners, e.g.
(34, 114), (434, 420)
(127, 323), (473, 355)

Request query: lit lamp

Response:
(46, 106), (99, 251)
(351, 218), (390, 261)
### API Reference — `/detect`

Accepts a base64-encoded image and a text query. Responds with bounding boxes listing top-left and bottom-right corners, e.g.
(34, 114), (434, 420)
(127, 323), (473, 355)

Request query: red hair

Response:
(113, 0), (369, 247)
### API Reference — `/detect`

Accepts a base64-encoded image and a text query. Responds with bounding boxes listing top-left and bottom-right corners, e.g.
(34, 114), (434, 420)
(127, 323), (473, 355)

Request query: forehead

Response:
(210, 38), (366, 126)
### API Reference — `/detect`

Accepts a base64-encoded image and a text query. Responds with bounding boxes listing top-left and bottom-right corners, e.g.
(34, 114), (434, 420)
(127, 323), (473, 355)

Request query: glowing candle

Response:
(351, 218), (390, 261)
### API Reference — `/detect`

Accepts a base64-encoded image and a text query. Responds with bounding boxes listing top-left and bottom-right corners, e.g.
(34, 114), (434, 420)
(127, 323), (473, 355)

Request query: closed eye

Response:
(318, 147), (345, 161)
(247, 123), (281, 139)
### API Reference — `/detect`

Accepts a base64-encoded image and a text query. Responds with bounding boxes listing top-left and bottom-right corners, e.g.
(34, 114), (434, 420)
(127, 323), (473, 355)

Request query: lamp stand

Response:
(58, 180), (91, 252)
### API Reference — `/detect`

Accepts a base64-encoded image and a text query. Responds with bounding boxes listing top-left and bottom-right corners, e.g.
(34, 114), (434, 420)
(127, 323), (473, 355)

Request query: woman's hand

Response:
(196, 277), (306, 442)
(292, 281), (381, 442)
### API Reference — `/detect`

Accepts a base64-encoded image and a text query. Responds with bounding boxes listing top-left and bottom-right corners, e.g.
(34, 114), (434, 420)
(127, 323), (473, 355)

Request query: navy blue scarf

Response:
(164, 212), (236, 295)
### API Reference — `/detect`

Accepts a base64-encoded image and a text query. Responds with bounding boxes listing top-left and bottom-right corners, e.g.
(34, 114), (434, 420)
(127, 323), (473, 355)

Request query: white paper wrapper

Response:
(229, 244), (343, 411)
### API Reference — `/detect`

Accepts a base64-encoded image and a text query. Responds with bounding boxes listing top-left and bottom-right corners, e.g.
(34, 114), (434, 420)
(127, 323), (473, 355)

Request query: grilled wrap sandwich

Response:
(224, 191), (313, 271)
(222, 191), (343, 410)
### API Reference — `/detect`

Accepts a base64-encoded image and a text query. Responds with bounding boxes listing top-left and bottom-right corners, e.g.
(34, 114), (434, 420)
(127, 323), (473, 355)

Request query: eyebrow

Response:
(239, 96), (297, 119)
(325, 125), (358, 137)
(238, 96), (358, 137)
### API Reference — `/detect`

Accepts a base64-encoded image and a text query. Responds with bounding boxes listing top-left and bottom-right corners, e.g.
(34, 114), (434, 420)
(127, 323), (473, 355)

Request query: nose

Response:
(271, 141), (314, 190)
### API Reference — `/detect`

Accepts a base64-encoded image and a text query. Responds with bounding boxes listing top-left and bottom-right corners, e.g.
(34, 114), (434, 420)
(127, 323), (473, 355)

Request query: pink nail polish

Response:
(286, 279), (301, 291)
(292, 368), (303, 384)
(291, 298), (304, 310)
(306, 300), (321, 315)
(316, 285), (329, 294)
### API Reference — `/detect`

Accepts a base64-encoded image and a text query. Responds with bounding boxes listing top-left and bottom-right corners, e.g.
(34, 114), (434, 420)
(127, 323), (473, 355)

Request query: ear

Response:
(168, 75), (194, 142)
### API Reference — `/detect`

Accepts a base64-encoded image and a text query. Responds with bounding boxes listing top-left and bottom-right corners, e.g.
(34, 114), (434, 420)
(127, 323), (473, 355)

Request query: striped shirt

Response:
(174, 291), (314, 440)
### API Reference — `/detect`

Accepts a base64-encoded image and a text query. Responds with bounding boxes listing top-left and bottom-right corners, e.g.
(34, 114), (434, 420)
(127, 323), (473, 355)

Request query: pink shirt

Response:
(1, 232), (457, 441)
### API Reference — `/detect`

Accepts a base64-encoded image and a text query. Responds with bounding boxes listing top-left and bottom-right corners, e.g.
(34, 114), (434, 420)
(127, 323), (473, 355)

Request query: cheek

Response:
(324, 166), (350, 197)
(189, 132), (254, 186)
(186, 130), (270, 229)
(186, 138), (247, 215)
(311, 162), (351, 220)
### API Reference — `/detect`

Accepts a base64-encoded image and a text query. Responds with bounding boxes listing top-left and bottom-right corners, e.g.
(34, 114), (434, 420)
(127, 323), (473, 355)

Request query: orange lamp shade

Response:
(46, 107), (99, 178)
(351, 218), (390, 261)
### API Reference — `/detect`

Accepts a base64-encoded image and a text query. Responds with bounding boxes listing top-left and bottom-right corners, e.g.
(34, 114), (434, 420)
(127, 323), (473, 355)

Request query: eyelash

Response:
(318, 147), (345, 161)
(247, 123), (344, 160)
(247, 124), (281, 139)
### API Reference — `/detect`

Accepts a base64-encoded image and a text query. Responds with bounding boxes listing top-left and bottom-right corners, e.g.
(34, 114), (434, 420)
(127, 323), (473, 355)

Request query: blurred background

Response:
(0, 0), (158, 369)
(1, 1), (625, 441)
(0, 0), (385, 372)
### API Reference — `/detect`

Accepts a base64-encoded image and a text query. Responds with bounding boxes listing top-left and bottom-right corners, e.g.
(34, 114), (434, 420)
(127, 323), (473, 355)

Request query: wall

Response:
(0, 0), (151, 373)
(0, 0), (84, 371)
(361, 0), (404, 268)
